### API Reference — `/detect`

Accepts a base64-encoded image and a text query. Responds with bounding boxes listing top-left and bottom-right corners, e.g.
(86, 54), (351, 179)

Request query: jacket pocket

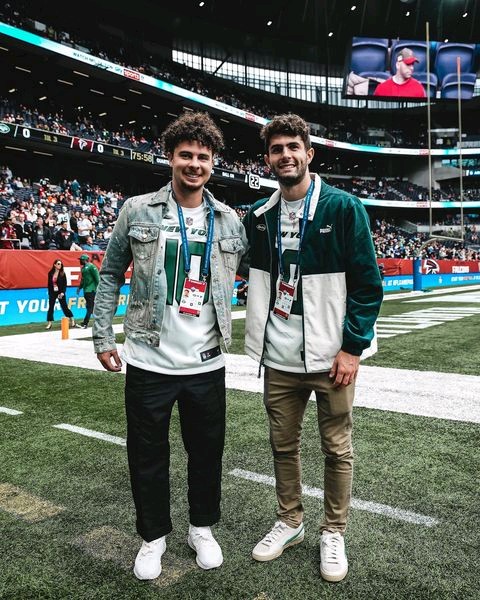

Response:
(128, 225), (159, 259)
(219, 236), (243, 272)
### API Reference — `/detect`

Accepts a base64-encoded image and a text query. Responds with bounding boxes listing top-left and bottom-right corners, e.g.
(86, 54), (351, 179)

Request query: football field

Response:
(0, 286), (479, 600)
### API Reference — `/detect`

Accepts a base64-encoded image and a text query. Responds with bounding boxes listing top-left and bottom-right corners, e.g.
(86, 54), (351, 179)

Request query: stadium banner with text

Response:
(377, 258), (480, 277)
(0, 250), (112, 290)
(0, 285), (130, 326)
(0, 251), (247, 325)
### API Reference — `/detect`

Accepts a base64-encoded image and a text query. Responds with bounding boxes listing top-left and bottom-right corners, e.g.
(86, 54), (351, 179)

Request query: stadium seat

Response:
(414, 72), (438, 98)
(350, 37), (389, 75)
(440, 72), (477, 100)
(356, 70), (390, 80)
(434, 42), (476, 85)
(389, 40), (430, 74)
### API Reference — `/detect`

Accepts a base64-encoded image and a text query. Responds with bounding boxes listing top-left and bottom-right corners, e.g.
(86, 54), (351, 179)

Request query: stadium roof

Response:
(36, 0), (480, 68)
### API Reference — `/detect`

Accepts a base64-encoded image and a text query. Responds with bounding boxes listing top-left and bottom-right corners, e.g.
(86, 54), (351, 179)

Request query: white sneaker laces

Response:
(323, 533), (342, 564)
(139, 539), (162, 557)
(191, 528), (215, 546)
(261, 521), (287, 546)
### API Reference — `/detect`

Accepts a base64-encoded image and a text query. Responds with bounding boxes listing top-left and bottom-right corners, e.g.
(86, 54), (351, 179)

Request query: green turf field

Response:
(0, 290), (479, 599)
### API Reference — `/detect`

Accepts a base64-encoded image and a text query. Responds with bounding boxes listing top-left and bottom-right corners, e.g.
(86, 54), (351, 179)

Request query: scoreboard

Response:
(0, 121), (277, 190)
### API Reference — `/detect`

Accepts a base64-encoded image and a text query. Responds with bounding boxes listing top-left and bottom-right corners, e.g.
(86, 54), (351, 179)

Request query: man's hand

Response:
(329, 350), (360, 388)
(97, 350), (123, 372)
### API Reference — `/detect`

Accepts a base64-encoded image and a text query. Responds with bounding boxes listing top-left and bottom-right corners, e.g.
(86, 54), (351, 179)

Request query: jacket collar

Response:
(253, 173), (322, 221)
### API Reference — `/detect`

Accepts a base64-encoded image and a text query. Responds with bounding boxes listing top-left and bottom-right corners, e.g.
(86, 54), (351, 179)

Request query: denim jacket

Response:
(92, 182), (247, 354)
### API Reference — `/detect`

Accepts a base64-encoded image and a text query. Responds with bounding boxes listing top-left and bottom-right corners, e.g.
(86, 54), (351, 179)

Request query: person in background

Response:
(76, 212), (93, 244)
(75, 254), (99, 329)
(373, 48), (426, 98)
(31, 216), (52, 250)
(80, 234), (101, 251)
(0, 215), (17, 249)
(92, 111), (247, 582)
(241, 113), (383, 582)
(55, 220), (76, 250)
(13, 212), (33, 249)
(46, 259), (75, 329)
(236, 278), (248, 306)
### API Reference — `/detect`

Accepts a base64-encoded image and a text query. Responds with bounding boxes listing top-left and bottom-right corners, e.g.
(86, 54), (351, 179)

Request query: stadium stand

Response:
(0, 0), (479, 259)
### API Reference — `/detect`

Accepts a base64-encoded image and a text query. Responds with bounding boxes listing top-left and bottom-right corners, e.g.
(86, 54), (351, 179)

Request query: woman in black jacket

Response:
(46, 259), (75, 329)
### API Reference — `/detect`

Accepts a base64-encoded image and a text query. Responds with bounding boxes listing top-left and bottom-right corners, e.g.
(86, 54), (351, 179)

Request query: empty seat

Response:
(434, 42), (476, 85)
(390, 40), (430, 74)
(414, 72), (438, 98)
(350, 37), (389, 75)
(440, 72), (477, 99)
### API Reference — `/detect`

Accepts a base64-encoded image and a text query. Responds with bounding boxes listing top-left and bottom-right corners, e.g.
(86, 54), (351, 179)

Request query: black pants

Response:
(46, 292), (74, 321)
(82, 291), (96, 326)
(125, 364), (226, 542)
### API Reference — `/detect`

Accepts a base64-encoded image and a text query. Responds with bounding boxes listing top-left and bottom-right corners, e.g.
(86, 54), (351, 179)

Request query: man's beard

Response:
(179, 176), (204, 193)
(274, 163), (307, 187)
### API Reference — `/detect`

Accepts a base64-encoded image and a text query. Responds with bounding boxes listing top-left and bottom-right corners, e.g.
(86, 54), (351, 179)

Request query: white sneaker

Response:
(133, 536), (166, 580)
(187, 525), (223, 570)
(320, 531), (348, 582)
(252, 521), (304, 562)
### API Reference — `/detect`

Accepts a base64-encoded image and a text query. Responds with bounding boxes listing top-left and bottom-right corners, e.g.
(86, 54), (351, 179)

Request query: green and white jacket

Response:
(241, 174), (383, 372)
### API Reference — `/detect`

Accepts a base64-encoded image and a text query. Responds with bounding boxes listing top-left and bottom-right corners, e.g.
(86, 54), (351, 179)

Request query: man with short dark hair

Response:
(75, 254), (99, 329)
(242, 113), (383, 582)
(55, 220), (76, 250)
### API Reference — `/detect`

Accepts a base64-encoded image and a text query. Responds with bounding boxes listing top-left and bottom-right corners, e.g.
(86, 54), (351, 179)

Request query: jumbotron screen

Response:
(343, 37), (479, 101)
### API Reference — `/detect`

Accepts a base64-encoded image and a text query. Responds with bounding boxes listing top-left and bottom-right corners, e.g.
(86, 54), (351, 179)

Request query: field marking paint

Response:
(0, 483), (64, 522)
(378, 333), (402, 338)
(229, 468), (439, 527)
(0, 406), (23, 415)
(53, 423), (126, 446)
(375, 306), (480, 340)
(406, 291), (480, 304)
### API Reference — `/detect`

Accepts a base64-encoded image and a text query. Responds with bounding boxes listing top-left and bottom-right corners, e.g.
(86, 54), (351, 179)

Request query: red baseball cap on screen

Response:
(396, 48), (419, 65)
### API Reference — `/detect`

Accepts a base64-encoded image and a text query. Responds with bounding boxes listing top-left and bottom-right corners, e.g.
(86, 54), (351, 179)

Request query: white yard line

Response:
(53, 423), (126, 446)
(0, 406), (23, 415)
(229, 468), (439, 527)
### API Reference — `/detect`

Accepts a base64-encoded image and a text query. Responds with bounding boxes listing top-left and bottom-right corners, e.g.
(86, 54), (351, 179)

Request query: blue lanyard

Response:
(177, 199), (215, 281)
(277, 180), (314, 282)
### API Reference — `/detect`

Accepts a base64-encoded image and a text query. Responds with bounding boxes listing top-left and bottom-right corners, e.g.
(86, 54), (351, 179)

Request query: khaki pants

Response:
(263, 367), (354, 533)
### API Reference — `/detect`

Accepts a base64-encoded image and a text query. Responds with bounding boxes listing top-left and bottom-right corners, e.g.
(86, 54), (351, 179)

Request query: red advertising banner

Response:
(377, 259), (413, 276)
(376, 258), (480, 276)
(420, 258), (480, 275)
(1, 251), (479, 290)
(0, 250), (132, 289)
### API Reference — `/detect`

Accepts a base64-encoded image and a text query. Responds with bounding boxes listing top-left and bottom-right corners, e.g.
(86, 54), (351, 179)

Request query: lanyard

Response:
(177, 199), (215, 281)
(277, 180), (314, 282)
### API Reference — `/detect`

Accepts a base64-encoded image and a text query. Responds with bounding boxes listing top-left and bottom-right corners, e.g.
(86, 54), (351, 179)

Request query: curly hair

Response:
(260, 113), (311, 152)
(161, 111), (224, 156)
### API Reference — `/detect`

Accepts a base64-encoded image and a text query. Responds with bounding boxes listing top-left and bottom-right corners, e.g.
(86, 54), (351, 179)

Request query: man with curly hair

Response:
(93, 111), (247, 581)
